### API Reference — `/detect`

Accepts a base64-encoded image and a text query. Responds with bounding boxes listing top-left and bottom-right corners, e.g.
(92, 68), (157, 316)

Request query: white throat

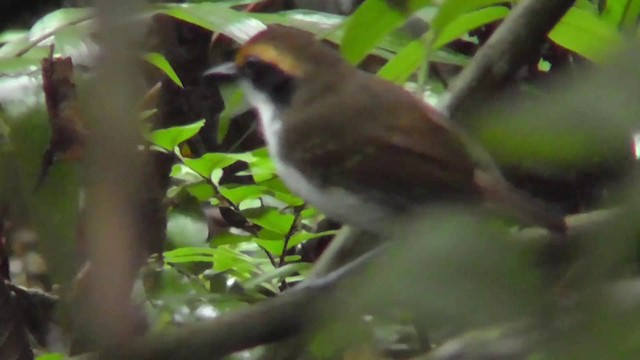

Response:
(241, 81), (391, 233)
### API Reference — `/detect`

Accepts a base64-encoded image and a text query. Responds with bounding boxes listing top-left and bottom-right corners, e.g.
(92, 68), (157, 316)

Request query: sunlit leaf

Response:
(244, 263), (309, 289)
(36, 353), (65, 360)
(0, 57), (41, 75)
(0, 30), (28, 44)
(211, 232), (253, 246)
(601, 0), (628, 27)
(147, 119), (205, 151)
(239, 198), (262, 210)
(159, 3), (266, 43)
(252, 9), (344, 34)
(212, 246), (259, 275)
(183, 151), (255, 178)
(145, 52), (184, 88)
(549, 7), (623, 62)
(621, 0), (640, 30)
(430, 0), (508, 33)
(288, 230), (337, 249)
(219, 184), (267, 205)
(341, 0), (432, 64)
(247, 148), (277, 182)
(164, 247), (215, 263)
(29, 8), (93, 40)
(217, 84), (249, 143)
(244, 207), (295, 235)
(379, 5), (505, 82)
(186, 183), (215, 201)
(434, 6), (509, 48)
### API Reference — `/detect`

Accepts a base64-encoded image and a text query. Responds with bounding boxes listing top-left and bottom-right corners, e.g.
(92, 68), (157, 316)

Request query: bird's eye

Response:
(240, 56), (296, 106)
(241, 56), (263, 79)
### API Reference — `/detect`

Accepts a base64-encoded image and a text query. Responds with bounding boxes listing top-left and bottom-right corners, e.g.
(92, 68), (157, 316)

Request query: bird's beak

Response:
(203, 62), (238, 79)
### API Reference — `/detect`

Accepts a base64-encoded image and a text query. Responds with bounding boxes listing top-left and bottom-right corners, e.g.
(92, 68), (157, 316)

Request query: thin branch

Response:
(98, 244), (381, 360)
(278, 207), (303, 268)
(440, 0), (576, 120)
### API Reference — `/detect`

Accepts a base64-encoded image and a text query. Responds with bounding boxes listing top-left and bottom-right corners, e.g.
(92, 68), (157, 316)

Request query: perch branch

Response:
(440, 0), (575, 120)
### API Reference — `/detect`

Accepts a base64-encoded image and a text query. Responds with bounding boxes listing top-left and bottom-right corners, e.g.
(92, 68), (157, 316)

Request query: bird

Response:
(205, 25), (567, 235)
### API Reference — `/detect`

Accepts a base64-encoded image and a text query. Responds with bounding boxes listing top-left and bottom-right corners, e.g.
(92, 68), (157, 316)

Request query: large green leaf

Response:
(147, 119), (205, 151)
(145, 52), (184, 88)
(549, 7), (623, 62)
(621, 0), (640, 29)
(243, 207), (295, 235)
(217, 84), (249, 143)
(183, 152), (255, 178)
(341, 0), (433, 64)
(434, 6), (509, 48)
(601, 0), (630, 27)
(243, 263), (309, 289)
(379, 6), (508, 82)
(29, 8), (93, 40)
(159, 3), (266, 43)
(164, 247), (215, 264)
(430, 0), (507, 33)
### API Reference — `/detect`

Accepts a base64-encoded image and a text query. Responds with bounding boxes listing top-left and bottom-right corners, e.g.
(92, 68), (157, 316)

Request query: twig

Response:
(278, 207), (303, 268)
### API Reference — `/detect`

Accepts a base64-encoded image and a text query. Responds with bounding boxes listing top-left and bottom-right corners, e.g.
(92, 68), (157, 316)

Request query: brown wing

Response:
(283, 74), (480, 207)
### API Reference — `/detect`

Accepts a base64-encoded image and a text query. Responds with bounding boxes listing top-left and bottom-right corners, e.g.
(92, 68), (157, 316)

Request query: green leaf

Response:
(377, 38), (426, 83)
(169, 163), (202, 183)
(247, 148), (277, 182)
(167, 205), (209, 248)
(212, 246), (258, 275)
(239, 198), (262, 210)
(434, 6), (509, 48)
(29, 8), (93, 39)
(211, 231), (253, 246)
(145, 52), (184, 88)
(0, 57), (41, 75)
(341, 0), (433, 64)
(288, 230), (337, 249)
(244, 263), (309, 289)
(252, 9), (344, 34)
(244, 207), (295, 235)
(183, 152), (255, 178)
(549, 7), (623, 62)
(573, 0), (598, 12)
(0, 30), (28, 44)
(253, 238), (285, 255)
(159, 3), (266, 43)
(36, 354), (65, 360)
(379, 5), (506, 83)
(219, 184), (268, 205)
(147, 119), (205, 151)
(621, 0), (640, 29)
(430, 0), (507, 33)
(217, 84), (249, 143)
(51, 21), (95, 57)
(186, 183), (215, 201)
(164, 247), (216, 264)
(601, 0), (628, 27)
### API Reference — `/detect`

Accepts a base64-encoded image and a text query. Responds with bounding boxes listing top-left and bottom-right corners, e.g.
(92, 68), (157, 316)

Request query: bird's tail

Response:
(474, 170), (567, 234)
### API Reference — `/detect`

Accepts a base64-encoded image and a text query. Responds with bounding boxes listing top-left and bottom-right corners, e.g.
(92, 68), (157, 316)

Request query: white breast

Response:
(242, 83), (391, 232)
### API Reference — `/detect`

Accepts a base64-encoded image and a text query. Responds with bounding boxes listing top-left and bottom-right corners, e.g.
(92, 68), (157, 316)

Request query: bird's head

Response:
(205, 25), (346, 108)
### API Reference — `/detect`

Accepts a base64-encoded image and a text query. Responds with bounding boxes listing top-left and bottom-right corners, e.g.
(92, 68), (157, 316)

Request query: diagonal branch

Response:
(441, 0), (576, 120)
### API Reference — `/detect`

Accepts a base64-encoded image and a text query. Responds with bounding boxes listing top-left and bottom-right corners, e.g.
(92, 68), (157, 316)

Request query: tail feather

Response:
(474, 170), (567, 234)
